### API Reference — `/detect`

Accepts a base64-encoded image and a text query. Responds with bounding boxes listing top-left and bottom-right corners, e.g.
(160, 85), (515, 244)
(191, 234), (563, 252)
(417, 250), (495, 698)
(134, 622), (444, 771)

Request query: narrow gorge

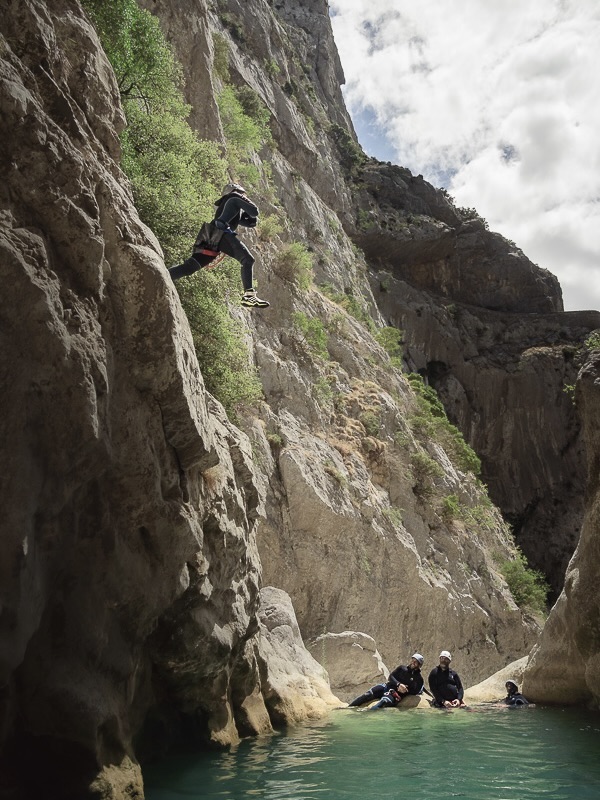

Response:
(1, 1), (599, 798)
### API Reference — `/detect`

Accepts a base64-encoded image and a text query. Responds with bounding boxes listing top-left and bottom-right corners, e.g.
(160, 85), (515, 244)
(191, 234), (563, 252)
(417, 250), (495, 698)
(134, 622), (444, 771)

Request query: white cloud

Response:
(330, 0), (600, 311)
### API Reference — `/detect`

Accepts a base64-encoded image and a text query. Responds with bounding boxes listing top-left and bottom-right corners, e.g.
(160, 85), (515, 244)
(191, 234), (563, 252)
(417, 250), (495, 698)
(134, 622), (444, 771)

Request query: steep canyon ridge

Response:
(1, 1), (599, 798)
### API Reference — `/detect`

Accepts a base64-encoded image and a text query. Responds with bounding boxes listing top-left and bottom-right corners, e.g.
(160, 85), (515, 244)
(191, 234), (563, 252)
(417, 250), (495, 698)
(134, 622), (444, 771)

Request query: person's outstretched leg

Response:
(348, 684), (386, 707)
(369, 696), (395, 710)
(169, 257), (202, 281)
(218, 232), (269, 307)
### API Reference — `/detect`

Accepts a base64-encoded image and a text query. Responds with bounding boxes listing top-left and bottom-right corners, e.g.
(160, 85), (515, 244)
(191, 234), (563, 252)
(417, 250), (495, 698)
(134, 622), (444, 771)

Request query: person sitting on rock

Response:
(503, 680), (530, 706)
(428, 650), (466, 708)
(169, 182), (269, 308)
(348, 653), (425, 709)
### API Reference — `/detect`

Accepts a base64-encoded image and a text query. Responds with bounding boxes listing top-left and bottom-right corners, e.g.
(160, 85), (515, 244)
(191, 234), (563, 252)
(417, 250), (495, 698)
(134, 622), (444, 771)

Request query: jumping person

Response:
(348, 653), (425, 709)
(169, 183), (270, 308)
(428, 650), (465, 708)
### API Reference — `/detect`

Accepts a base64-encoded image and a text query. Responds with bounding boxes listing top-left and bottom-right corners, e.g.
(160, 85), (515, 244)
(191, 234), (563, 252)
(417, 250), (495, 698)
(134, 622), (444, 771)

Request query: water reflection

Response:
(144, 707), (600, 800)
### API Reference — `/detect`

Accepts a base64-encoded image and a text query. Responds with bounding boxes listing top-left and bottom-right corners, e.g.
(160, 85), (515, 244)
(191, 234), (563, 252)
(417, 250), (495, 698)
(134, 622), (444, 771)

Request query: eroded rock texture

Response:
(523, 351), (600, 708)
(0, 3), (329, 798)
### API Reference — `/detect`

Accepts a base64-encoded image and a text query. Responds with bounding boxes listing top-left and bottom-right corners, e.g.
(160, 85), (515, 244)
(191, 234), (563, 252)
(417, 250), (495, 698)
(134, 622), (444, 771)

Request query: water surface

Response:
(144, 706), (600, 799)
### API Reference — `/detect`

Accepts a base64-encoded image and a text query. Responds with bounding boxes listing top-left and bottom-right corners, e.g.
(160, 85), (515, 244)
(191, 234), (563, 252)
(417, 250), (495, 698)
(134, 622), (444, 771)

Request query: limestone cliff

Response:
(522, 349), (600, 708)
(0, 3), (335, 798)
(1, 0), (599, 798)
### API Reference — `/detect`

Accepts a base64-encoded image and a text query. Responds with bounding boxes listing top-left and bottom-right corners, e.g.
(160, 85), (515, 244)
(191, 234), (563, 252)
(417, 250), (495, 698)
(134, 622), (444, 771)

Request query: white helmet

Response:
(411, 653), (424, 666)
(439, 650), (452, 660)
(222, 182), (246, 196)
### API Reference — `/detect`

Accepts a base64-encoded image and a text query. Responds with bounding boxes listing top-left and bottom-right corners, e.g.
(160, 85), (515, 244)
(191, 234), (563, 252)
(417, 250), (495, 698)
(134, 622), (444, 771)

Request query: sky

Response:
(329, 0), (600, 312)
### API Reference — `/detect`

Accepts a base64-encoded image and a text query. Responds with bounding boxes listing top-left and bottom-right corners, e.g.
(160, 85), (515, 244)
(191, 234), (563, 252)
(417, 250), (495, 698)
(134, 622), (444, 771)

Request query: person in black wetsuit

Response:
(503, 680), (529, 706)
(168, 183), (269, 308)
(348, 654), (425, 709)
(428, 650), (465, 708)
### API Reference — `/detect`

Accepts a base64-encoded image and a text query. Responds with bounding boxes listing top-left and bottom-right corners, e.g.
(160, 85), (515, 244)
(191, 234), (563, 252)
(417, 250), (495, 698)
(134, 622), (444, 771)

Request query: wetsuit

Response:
(428, 665), (464, 707)
(504, 692), (529, 706)
(169, 192), (258, 287)
(348, 664), (424, 708)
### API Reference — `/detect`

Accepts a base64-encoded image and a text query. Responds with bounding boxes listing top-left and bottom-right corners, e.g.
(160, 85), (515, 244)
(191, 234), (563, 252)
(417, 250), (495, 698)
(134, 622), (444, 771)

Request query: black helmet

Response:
(222, 182), (245, 196)
(505, 680), (519, 692)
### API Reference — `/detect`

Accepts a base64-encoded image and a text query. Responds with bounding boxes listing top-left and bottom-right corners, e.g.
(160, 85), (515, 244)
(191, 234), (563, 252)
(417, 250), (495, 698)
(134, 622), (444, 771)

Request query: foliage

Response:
(292, 312), (328, 358)
(258, 213), (284, 242)
(217, 85), (271, 155)
(411, 450), (444, 497)
(177, 267), (262, 419)
(407, 373), (481, 475)
(212, 33), (230, 81)
(500, 549), (549, 614)
(265, 58), (281, 77)
(313, 376), (334, 407)
(329, 123), (367, 174)
(584, 330), (600, 350)
(441, 493), (462, 521)
(84, 0), (260, 416)
(82, 0), (182, 106)
(121, 103), (226, 263)
(382, 506), (403, 527)
(375, 326), (404, 368)
(359, 410), (380, 437)
(319, 284), (376, 333)
(458, 206), (489, 230)
(276, 242), (314, 289)
(357, 209), (374, 231)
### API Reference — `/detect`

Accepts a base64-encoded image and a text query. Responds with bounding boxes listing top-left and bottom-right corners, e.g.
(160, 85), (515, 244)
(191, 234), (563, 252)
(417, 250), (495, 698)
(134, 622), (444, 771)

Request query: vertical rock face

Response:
(523, 351), (600, 707)
(372, 273), (600, 595)
(0, 3), (264, 797)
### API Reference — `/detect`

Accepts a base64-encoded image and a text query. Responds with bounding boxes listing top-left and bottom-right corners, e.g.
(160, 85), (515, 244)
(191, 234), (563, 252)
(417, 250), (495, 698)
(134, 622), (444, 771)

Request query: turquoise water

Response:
(144, 706), (600, 800)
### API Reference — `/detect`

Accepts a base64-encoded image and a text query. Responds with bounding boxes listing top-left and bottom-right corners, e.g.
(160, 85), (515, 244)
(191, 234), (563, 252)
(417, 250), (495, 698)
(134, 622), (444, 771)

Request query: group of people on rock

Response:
(348, 650), (529, 710)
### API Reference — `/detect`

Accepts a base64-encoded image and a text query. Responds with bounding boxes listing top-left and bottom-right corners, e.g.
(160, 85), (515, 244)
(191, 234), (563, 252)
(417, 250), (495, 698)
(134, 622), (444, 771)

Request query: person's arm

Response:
(236, 195), (259, 218)
(428, 668), (443, 703)
(239, 212), (257, 227)
(409, 672), (424, 695)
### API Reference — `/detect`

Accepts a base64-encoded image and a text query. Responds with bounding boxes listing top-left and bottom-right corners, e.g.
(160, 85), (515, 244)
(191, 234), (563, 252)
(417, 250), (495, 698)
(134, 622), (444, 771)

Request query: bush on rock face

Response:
(83, 0), (263, 419)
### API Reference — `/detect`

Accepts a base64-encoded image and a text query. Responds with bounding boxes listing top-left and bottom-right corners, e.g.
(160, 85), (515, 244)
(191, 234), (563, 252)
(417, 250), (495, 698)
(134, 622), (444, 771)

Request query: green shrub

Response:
(313, 376), (333, 407)
(258, 213), (284, 242)
(411, 450), (443, 497)
(276, 243), (313, 289)
(212, 33), (230, 81)
(584, 330), (600, 350)
(329, 122), (367, 174)
(375, 326), (404, 368)
(83, 0), (261, 417)
(359, 410), (380, 437)
(292, 311), (328, 358)
(500, 549), (549, 614)
(177, 267), (262, 419)
(407, 373), (481, 475)
(382, 505), (403, 527)
(82, 0), (182, 106)
(319, 285), (376, 333)
(121, 103), (226, 263)
(441, 493), (462, 521)
(217, 85), (270, 155)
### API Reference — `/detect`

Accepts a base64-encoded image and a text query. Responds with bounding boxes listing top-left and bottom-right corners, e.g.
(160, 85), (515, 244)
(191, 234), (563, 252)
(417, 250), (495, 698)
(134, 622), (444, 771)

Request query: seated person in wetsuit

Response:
(428, 650), (466, 708)
(503, 680), (530, 706)
(348, 653), (425, 709)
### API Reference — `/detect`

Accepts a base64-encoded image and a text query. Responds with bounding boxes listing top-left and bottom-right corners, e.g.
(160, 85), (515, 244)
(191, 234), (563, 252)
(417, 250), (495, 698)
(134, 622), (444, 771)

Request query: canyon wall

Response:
(523, 350), (600, 708)
(1, 0), (600, 797)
